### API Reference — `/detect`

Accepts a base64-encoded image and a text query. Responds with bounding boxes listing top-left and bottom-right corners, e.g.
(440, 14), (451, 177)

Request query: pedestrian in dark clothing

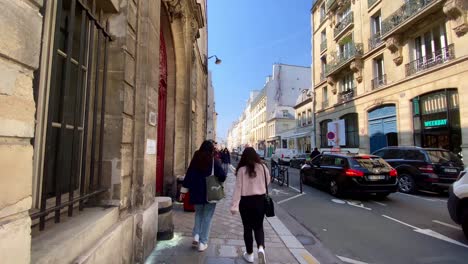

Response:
(310, 147), (320, 160)
(180, 140), (227, 252)
(230, 147), (271, 264)
(221, 148), (231, 173)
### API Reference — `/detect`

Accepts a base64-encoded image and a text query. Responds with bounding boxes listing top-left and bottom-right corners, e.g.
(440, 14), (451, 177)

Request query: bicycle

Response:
(270, 160), (286, 186)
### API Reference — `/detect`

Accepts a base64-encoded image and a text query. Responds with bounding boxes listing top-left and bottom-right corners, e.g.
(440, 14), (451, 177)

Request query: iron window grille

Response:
(31, 0), (112, 231)
(371, 74), (387, 90)
(368, 31), (382, 51)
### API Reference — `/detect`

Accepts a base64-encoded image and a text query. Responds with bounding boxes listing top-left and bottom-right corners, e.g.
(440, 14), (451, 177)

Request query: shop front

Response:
(412, 89), (461, 155)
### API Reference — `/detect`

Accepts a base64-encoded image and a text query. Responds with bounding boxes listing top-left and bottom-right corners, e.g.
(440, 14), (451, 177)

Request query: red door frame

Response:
(156, 30), (167, 195)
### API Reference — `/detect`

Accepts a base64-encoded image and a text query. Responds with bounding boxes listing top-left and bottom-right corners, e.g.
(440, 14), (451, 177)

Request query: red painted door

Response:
(156, 30), (167, 195)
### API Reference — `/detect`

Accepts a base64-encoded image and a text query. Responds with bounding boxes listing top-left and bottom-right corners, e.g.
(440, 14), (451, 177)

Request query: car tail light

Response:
(389, 169), (397, 177)
(418, 165), (434, 173)
(345, 169), (364, 177)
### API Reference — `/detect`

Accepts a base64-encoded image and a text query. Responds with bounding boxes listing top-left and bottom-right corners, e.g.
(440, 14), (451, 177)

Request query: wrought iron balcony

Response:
(371, 74), (387, 90)
(334, 12), (354, 38)
(320, 40), (327, 52)
(405, 44), (455, 76)
(381, 0), (441, 37)
(368, 32), (383, 51)
(325, 43), (363, 76)
(368, 0), (379, 8)
(322, 99), (329, 109)
(338, 88), (356, 103)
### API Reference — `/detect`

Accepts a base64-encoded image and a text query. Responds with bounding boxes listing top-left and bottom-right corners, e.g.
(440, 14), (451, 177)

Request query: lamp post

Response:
(208, 55), (222, 65)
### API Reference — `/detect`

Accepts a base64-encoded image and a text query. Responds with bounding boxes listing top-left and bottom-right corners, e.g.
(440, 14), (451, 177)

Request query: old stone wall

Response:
(0, 0), (43, 263)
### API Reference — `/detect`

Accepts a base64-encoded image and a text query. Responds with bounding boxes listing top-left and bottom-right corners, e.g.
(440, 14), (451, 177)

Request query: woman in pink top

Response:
(230, 147), (271, 264)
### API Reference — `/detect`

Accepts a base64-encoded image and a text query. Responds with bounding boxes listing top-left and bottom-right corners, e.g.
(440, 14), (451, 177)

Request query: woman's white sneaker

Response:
(243, 252), (254, 263)
(258, 246), (266, 264)
(198, 242), (208, 252)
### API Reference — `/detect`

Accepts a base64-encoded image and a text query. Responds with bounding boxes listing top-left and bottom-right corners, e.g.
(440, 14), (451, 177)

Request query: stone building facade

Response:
(0, 0), (209, 263)
(312, 0), (468, 157)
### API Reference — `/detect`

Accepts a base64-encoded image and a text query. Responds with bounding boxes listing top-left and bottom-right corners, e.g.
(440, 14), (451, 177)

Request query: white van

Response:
(448, 168), (468, 239)
(271, 148), (297, 165)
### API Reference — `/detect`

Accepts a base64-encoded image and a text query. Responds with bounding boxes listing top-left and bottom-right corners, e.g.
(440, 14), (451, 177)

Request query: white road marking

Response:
(396, 192), (437, 202)
(414, 229), (468, 249)
(383, 215), (468, 249)
(271, 188), (290, 195)
(277, 193), (306, 204)
(289, 185), (304, 193)
(371, 201), (387, 206)
(382, 215), (419, 229)
(433, 220), (463, 231)
(346, 200), (372, 211)
(337, 256), (369, 264)
(331, 199), (346, 204)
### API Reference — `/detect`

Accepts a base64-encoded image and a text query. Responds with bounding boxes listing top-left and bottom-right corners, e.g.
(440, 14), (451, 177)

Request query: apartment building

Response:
(311, 0), (468, 157)
(251, 89), (268, 150)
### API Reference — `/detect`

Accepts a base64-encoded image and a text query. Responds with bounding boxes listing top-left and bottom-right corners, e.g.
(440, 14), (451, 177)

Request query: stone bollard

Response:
(156, 197), (174, 241)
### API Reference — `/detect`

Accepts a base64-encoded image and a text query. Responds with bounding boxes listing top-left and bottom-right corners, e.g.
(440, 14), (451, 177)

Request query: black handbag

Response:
(261, 164), (275, 217)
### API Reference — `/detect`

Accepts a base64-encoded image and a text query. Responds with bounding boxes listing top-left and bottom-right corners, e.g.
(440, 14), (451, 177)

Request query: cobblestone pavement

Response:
(145, 169), (300, 264)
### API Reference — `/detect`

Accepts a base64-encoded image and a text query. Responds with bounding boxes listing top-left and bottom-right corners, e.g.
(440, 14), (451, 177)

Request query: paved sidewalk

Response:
(145, 167), (316, 264)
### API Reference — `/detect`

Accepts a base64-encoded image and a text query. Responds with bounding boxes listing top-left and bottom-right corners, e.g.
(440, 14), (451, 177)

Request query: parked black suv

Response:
(300, 153), (398, 198)
(372, 146), (464, 194)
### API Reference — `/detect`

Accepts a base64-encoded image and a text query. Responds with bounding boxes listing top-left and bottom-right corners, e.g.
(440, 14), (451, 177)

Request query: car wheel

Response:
(329, 179), (342, 197)
(398, 173), (416, 194)
(462, 208), (468, 240)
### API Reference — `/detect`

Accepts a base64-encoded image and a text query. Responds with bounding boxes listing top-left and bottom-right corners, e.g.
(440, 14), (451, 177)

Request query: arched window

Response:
(320, 119), (332, 148)
(340, 113), (359, 148)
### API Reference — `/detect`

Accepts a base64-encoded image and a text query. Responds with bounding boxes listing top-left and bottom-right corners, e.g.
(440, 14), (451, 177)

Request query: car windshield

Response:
(426, 150), (463, 165)
(350, 157), (391, 170)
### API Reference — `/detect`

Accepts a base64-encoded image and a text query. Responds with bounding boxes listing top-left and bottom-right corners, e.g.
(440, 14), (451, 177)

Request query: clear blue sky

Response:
(208, 0), (314, 140)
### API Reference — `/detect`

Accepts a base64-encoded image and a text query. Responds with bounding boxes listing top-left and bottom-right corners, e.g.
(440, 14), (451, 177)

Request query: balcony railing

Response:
(338, 88), (356, 103)
(371, 74), (387, 90)
(320, 40), (327, 52)
(405, 44), (455, 76)
(368, 32), (383, 51)
(325, 43), (363, 75)
(322, 99), (329, 109)
(368, 0), (379, 8)
(334, 12), (354, 38)
(382, 0), (437, 36)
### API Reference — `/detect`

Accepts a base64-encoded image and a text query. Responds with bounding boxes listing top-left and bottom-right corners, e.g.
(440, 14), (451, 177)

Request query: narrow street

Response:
(232, 159), (468, 264)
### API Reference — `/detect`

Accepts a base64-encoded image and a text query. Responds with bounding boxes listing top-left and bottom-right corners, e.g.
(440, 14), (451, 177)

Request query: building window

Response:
(340, 113), (359, 148)
(372, 56), (386, 89)
(320, 56), (327, 81)
(297, 113), (301, 126)
(32, 0), (112, 230)
(307, 109), (312, 124)
(302, 111), (306, 126)
(340, 73), (354, 93)
(320, 119), (332, 148)
(407, 23), (454, 76)
(320, 4), (326, 22)
(320, 30), (327, 52)
(282, 110), (289, 117)
(369, 11), (382, 50)
(322, 87), (329, 108)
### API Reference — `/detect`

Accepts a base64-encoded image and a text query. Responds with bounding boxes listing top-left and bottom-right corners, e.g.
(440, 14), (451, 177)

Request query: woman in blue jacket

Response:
(180, 140), (226, 251)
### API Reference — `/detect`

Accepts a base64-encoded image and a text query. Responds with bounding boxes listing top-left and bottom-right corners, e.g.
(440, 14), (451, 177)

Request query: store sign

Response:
(424, 119), (447, 127)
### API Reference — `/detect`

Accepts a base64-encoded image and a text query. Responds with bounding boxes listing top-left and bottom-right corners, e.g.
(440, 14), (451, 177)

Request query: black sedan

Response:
(300, 153), (398, 198)
(290, 153), (309, 169)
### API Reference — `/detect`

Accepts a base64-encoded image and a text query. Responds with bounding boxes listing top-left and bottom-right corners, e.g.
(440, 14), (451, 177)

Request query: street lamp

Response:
(208, 55), (222, 65)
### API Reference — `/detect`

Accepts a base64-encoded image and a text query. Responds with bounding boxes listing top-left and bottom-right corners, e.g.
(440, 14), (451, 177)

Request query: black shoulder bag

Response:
(261, 164), (275, 217)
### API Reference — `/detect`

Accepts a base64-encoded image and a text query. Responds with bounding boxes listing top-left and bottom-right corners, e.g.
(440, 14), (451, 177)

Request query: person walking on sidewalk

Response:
(221, 148), (231, 174)
(230, 147), (271, 264)
(180, 140), (227, 252)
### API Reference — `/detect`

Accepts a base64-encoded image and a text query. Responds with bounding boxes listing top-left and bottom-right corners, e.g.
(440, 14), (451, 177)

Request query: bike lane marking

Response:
(432, 220), (462, 231)
(382, 215), (468, 249)
(277, 193), (306, 205)
(337, 256), (369, 264)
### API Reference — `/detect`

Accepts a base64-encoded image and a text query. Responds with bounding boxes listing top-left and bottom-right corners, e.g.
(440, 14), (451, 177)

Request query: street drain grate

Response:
(296, 235), (315, 245)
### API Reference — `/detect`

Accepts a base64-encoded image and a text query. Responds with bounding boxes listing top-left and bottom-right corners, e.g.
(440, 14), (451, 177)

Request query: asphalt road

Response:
(233, 159), (468, 264)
